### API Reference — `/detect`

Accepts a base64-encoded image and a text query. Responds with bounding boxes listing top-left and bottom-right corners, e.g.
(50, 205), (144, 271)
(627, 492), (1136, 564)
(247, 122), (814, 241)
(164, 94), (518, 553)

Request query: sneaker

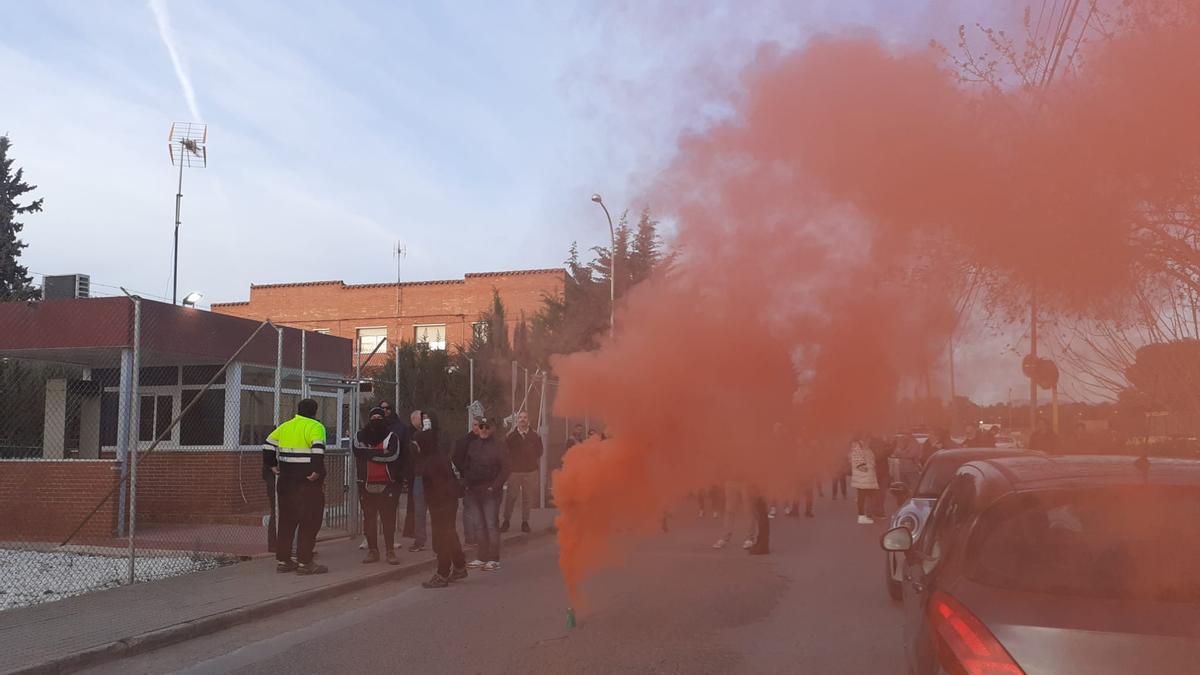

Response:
(712, 538), (729, 549)
(857, 515), (874, 525)
(276, 560), (298, 573)
(768, 507), (777, 519)
(296, 562), (329, 575)
(386, 551), (400, 566)
(422, 573), (449, 589)
(466, 559), (485, 569)
(742, 539), (755, 550)
(409, 543), (425, 553)
(499, 520), (511, 533)
(783, 505), (793, 516)
(362, 550), (380, 564)
(358, 538), (368, 550)
(482, 561), (501, 572)
(521, 521), (531, 534)
(449, 566), (468, 581)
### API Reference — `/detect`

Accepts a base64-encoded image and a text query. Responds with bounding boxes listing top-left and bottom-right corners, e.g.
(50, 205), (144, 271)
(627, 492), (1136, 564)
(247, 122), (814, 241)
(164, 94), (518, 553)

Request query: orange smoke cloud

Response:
(553, 1), (1200, 603)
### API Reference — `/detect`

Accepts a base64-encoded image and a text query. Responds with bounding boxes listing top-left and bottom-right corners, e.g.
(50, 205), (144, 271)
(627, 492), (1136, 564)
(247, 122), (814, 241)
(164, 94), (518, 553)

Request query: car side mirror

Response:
(881, 526), (914, 552)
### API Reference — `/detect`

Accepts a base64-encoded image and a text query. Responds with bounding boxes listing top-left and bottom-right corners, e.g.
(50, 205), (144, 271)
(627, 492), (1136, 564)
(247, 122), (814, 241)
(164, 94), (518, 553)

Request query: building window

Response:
(472, 321), (490, 344)
(239, 389), (275, 445)
(357, 327), (388, 355)
(180, 389), (226, 446)
(242, 365), (276, 387)
(139, 395), (174, 443)
(415, 324), (447, 351)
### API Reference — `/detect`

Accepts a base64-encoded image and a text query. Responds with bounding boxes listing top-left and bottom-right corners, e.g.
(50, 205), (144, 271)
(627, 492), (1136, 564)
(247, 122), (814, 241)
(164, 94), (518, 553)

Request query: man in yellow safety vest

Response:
(263, 398), (329, 574)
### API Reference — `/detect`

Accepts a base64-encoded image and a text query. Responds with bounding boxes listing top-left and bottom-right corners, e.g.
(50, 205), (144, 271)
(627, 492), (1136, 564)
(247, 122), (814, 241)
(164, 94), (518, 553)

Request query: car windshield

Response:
(968, 486), (1200, 602)
(914, 458), (970, 497)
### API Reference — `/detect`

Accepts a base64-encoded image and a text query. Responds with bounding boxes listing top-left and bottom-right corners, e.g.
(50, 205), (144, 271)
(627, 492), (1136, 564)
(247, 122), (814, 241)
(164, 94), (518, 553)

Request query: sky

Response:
(2, 0), (1026, 402)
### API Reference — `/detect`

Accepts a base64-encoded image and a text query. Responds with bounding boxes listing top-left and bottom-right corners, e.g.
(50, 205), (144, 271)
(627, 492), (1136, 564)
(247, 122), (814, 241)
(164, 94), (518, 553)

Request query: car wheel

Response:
(886, 555), (903, 602)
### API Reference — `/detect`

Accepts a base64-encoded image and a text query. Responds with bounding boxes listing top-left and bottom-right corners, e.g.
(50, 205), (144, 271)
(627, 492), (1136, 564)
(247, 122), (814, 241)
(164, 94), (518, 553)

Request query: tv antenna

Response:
(168, 122), (208, 305)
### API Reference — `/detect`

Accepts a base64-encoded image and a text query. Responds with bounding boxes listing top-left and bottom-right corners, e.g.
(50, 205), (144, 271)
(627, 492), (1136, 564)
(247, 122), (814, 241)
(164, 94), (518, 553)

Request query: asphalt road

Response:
(88, 495), (903, 674)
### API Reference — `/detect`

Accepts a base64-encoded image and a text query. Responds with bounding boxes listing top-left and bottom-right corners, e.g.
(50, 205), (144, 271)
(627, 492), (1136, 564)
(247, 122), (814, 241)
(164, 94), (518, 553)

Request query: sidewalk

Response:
(0, 509), (558, 675)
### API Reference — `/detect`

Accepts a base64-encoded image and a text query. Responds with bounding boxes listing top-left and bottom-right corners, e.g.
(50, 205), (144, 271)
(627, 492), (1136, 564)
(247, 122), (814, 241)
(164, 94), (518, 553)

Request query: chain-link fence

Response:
(0, 295), (355, 611)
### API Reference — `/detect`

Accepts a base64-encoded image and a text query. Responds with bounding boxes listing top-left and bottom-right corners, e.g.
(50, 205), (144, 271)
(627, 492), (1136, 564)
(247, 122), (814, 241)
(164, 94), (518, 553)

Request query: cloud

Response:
(148, 0), (202, 122)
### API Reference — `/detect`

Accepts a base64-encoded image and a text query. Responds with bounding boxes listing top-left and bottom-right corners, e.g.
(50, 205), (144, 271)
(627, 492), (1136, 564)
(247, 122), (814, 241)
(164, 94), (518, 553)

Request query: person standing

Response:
(713, 482), (756, 550)
(849, 438), (879, 525)
(262, 398), (329, 574)
(456, 417), (509, 571)
(502, 411), (543, 534)
(416, 412), (468, 588)
(455, 418), (481, 547)
(1028, 417), (1060, 453)
(354, 407), (403, 565)
(747, 488), (770, 555)
(566, 423), (585, 450)
(403, 409), (430, 552)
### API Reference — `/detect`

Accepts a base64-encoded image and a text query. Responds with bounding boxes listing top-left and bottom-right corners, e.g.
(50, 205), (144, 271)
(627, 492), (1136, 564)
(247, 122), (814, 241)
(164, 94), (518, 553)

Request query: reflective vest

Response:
(263, 415), (327, 476)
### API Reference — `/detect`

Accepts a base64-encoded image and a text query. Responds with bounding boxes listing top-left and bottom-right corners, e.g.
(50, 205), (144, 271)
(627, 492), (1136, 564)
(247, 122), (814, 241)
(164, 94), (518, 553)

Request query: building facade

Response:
(211, 268), (565, 364)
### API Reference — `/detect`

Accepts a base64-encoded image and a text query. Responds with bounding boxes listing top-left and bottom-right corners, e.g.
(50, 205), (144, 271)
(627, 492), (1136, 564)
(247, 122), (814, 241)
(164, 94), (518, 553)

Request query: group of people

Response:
(262, 397), (545, 589)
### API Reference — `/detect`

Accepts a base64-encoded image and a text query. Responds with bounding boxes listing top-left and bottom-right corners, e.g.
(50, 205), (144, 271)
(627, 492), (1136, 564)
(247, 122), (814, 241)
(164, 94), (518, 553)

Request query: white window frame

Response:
(415, 324), (447, 351)
(356, 326), (388, 355)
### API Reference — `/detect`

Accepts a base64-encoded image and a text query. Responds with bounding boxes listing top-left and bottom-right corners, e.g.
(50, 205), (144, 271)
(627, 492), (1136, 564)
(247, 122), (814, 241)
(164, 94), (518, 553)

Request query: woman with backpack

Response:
(353, 407), (404, 564)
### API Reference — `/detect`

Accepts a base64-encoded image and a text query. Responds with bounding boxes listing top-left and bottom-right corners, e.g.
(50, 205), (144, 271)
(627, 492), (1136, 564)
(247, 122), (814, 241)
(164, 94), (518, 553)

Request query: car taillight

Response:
(928, 591), (1024, 675)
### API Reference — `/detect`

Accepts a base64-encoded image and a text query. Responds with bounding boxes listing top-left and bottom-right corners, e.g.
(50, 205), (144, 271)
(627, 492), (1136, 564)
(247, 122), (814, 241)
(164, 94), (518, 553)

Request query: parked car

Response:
(884, 447), (1033, 601)
(882, 455), (1200, 675)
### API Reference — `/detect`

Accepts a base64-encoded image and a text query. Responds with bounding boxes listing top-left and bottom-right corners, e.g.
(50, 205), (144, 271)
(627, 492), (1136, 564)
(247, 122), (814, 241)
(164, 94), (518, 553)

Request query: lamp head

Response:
(590, 193), (603, 204)
(182, 291), (204, 307)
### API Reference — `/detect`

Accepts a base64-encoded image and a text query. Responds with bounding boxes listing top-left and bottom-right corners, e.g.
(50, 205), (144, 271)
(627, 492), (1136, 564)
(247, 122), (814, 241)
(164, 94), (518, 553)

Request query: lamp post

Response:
(590, 193), (615, 338)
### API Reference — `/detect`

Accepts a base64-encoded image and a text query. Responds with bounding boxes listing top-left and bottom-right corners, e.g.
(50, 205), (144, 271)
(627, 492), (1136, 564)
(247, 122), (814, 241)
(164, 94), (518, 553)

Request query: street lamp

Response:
(168, 122), (208, 305)
(181, 291), (204, 308)
(590, 193), (615, 338)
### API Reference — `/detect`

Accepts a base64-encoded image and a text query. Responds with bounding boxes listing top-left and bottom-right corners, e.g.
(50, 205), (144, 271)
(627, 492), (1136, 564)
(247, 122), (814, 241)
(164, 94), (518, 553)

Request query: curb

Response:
(8, 526), (557, 675)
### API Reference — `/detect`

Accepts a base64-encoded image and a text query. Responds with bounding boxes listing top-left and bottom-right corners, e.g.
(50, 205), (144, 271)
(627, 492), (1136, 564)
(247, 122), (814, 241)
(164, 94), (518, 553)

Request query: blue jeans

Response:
(465, 486), (501, 562)
(412, 477), (427, 546)
(463, 491), (480, 546)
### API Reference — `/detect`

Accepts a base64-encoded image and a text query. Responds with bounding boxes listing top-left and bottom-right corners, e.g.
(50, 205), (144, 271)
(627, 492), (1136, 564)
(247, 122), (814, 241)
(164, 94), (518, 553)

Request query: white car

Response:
(884, 447), (1034, 601)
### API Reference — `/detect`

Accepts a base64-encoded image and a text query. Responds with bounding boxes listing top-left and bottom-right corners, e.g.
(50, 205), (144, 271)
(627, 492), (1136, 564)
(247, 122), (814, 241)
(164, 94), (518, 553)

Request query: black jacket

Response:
(458, 434), (510, 492)
(506, 428), (544, 473)
(353, 429), (404, 487)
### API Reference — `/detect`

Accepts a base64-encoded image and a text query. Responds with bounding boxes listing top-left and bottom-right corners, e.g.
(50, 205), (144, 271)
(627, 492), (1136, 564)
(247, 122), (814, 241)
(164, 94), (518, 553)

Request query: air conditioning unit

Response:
(42, 274), (91, 300)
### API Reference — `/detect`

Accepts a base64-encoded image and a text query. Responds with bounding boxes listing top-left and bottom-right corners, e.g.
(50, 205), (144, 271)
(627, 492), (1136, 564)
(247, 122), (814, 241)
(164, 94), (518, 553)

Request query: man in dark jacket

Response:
(501, 411), (543, 533)
(456, 417), (509, 571)
(1028, 417), (1060, 453)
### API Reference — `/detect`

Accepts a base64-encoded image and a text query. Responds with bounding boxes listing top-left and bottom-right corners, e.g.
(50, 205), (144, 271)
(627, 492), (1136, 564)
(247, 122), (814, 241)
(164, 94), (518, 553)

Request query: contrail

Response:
(148, 0), (202, 121)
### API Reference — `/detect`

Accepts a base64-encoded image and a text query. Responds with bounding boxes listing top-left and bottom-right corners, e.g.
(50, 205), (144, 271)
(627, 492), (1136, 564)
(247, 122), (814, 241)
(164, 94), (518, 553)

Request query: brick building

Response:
(211, 268), (565, 364)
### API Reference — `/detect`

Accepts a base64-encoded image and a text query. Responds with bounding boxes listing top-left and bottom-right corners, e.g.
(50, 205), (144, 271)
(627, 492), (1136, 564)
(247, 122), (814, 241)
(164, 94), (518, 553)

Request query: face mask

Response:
(422, 418), (432, 431)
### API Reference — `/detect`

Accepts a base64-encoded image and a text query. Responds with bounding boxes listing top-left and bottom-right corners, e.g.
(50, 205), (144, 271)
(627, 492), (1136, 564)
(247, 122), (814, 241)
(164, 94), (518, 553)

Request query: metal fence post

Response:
(127, 296), (141, 585)
(273, 326), (283, 425)
(394, 345), (400, 410)
(300, 330), (308, 397)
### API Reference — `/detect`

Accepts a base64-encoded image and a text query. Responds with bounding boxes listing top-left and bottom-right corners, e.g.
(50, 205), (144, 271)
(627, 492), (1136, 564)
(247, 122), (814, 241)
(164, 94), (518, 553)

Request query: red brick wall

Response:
(134, 451), (269, 520)
(211, 269), (565, 363)
(134, 451), (350, 522)
(0, 461), (119, 541)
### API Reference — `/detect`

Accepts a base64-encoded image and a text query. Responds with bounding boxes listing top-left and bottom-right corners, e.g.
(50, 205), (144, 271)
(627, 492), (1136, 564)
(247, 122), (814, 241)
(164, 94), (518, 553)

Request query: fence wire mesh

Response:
(0, 296), (354, 611)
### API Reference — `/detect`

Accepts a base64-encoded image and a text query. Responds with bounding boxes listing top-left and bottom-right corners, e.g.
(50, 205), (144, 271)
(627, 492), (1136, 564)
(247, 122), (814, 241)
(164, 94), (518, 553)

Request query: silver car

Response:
(882, 454), (1200, 675)
(885, 447), (1033, 601)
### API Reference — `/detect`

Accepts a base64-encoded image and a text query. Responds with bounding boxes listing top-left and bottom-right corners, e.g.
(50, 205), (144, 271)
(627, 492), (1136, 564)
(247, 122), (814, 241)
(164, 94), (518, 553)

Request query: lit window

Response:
(472, 321), (490, 344)
(357, 327), (388, 355)
(415, 324), (447, 351)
